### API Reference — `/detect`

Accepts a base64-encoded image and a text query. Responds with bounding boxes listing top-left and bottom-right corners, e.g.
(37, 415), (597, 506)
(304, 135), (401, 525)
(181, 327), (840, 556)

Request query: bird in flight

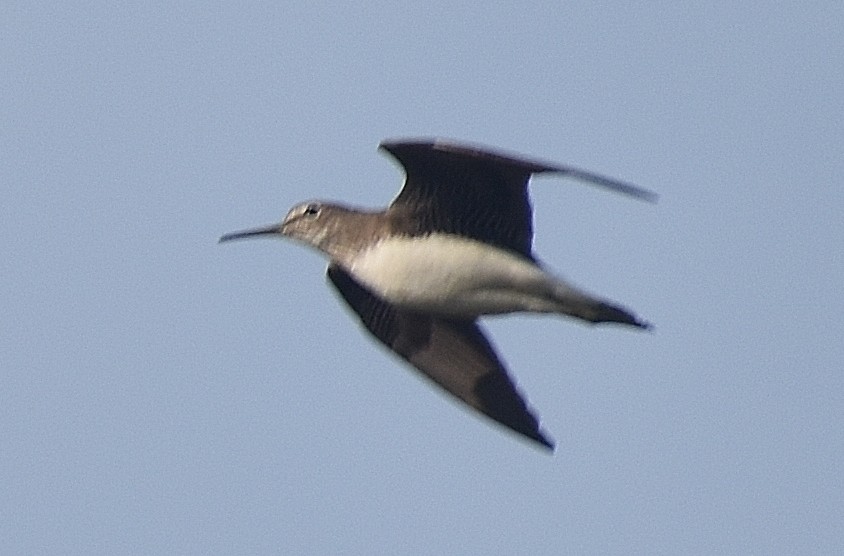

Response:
(220, 139), (655, 450)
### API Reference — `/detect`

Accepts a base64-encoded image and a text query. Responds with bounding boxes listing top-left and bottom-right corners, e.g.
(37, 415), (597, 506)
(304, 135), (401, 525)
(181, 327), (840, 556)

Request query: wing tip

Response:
(534, 431), (556, 452)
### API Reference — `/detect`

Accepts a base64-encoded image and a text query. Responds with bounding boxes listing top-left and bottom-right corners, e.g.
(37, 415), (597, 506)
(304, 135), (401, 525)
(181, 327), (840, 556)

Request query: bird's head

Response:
(219, 201), (365, 263)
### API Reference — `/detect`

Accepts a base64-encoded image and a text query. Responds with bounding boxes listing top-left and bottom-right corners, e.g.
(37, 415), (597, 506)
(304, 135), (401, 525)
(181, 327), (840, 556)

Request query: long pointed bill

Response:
(218, 223), (282, 243)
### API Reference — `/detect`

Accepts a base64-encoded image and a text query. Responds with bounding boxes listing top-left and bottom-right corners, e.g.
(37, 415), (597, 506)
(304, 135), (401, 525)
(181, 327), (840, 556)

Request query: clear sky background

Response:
(3, 3), (843, 554)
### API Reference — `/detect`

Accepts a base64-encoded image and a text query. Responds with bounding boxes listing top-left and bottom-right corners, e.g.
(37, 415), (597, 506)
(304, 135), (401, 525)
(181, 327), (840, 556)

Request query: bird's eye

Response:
(304, 203), (320, 216)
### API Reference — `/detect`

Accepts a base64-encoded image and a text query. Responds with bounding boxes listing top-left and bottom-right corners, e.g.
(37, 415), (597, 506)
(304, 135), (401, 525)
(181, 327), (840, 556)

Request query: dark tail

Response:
(551, 282), (652, 330)
(589, 300), (652, 330)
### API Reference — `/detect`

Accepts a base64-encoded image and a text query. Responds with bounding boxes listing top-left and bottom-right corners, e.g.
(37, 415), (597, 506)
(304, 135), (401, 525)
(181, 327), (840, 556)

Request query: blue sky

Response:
(3, 2), (843, 554)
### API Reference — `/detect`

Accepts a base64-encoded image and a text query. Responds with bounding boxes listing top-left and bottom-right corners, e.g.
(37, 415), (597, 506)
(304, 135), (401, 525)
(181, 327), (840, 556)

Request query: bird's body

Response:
(221, 138), (655, 450)
(339, 232), (627, 323)
(351, 233), (560, 316)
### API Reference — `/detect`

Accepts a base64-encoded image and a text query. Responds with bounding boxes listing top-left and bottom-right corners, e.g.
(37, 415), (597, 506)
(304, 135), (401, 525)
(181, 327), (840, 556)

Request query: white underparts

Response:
(347, 234), (601, 318)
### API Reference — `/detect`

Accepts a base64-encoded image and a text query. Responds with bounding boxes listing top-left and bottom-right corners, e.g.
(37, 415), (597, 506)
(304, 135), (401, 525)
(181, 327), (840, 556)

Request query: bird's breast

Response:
(347, 234), (561, 317)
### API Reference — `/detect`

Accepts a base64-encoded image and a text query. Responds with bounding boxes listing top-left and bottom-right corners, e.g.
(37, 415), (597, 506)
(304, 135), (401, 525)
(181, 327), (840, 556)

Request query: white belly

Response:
(347, 234), (571, 317)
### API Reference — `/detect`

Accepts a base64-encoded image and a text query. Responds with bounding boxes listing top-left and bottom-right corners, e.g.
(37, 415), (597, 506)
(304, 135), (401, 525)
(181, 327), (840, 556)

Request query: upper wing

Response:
(327, 264), (554, 450)
(380, 139), (657, 259)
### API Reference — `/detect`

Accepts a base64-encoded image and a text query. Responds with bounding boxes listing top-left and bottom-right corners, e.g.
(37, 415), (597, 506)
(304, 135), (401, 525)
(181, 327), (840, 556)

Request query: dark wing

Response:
(327, 264), (554, 451)
(380, 139), (657, 259)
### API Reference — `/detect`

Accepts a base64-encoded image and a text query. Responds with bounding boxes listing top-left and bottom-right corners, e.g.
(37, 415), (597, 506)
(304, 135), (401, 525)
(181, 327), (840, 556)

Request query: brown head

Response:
(219, 201), (387, 266)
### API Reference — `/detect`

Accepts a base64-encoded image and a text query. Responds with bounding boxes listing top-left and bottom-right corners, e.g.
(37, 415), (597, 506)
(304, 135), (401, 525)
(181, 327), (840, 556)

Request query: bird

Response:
(220, 138), (655, 451)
